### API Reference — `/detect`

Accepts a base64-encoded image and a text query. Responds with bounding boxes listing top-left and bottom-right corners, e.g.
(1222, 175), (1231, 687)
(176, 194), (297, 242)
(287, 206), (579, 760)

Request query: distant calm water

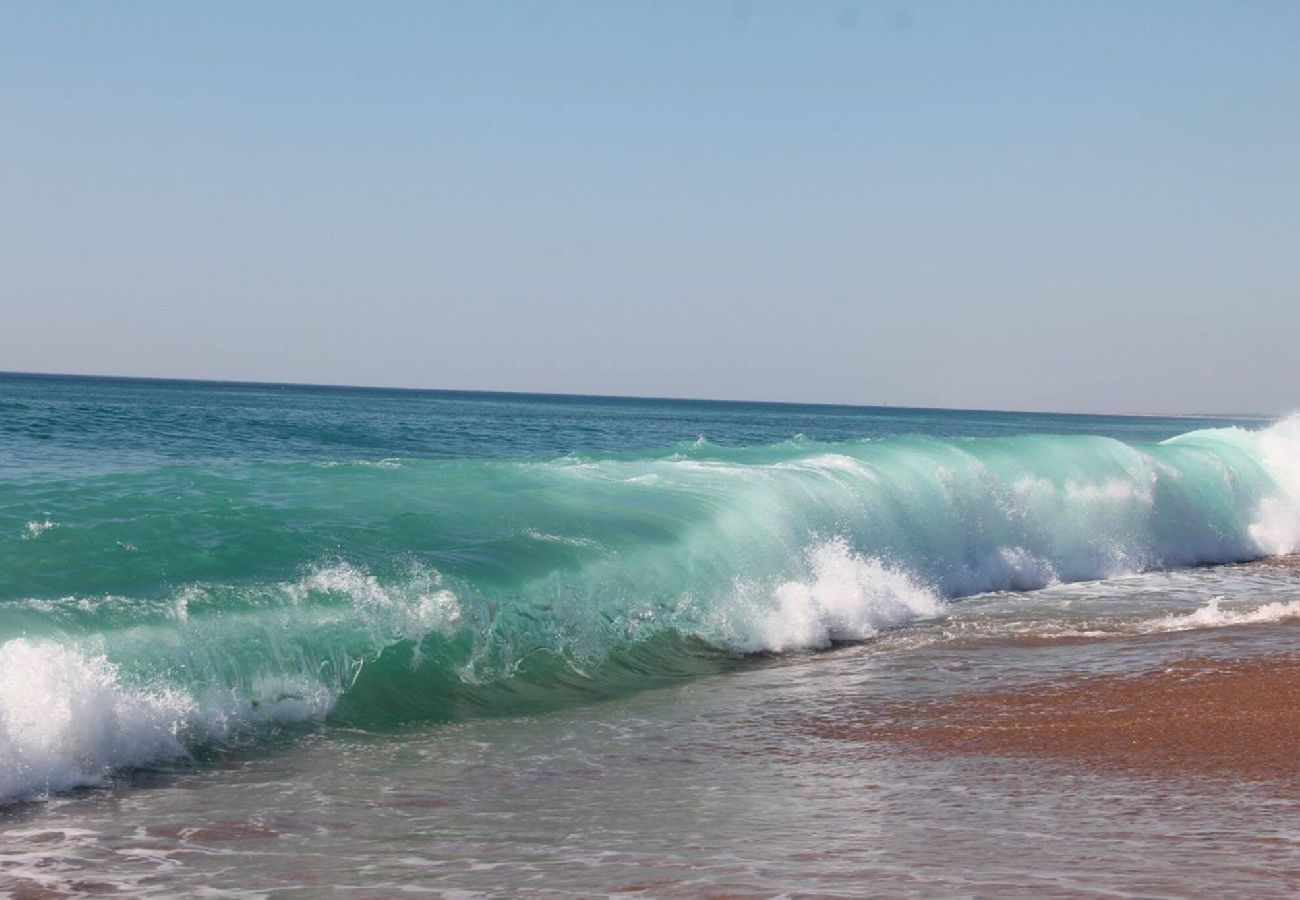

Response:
(3, 373), (1298, 895)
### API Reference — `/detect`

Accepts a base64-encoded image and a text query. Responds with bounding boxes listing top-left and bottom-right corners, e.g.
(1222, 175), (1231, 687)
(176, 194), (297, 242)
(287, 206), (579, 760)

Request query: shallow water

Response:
(6, 560), (1300, 897)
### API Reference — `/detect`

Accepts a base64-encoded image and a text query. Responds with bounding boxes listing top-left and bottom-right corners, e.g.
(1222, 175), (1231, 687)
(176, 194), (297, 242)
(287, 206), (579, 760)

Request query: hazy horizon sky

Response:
(2, 2), (1297, 416)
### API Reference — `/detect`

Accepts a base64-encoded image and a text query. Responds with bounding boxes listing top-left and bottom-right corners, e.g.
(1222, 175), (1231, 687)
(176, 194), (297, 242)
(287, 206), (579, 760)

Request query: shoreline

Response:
(816, 647), (1300, 781)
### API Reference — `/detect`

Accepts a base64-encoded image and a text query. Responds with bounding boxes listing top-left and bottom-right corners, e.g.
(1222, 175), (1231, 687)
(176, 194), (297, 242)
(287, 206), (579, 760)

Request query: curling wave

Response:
(1, 416), (1298, 801)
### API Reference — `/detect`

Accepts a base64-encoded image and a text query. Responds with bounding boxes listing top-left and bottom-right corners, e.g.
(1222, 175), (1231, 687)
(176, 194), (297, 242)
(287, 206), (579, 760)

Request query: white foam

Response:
(1249, 415), (1300, 556)
(293, 562), (461, 642)
(1144, 596), (1300, 633)
(22, 519), (58, 539)
(725, 538), (944, 652)
(0, 640), (191, 803)
(525, 529), (601, 548)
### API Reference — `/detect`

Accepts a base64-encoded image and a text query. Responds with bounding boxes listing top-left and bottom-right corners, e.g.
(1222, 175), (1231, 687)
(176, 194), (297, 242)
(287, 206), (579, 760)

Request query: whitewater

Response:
(1, 374), (1296, 807)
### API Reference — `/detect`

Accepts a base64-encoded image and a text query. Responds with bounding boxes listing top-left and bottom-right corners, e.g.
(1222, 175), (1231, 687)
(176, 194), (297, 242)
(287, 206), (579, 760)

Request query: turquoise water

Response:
(5, 374), (1300, 895)
(2, 373), (1295, 805)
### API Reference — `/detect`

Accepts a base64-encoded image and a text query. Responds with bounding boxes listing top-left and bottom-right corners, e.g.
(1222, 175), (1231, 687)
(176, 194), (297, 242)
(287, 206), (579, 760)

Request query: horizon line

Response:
(0, 368), (1269, 422)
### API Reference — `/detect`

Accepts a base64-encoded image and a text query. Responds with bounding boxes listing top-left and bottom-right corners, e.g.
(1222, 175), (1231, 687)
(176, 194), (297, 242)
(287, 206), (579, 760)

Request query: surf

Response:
(2, 416), (1298, 802)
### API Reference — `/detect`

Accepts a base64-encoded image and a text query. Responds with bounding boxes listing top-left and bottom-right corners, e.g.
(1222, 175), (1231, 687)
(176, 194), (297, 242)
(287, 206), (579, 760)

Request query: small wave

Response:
(1143, 596), (1300, 633)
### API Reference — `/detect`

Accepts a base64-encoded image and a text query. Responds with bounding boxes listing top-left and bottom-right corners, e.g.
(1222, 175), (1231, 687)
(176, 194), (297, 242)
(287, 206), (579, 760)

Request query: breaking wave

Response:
(2, 416), (1298, 801)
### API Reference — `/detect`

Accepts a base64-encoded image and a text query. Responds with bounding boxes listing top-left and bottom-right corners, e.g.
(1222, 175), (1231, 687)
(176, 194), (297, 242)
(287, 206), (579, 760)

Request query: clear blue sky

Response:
(2, 1), (1296, 414)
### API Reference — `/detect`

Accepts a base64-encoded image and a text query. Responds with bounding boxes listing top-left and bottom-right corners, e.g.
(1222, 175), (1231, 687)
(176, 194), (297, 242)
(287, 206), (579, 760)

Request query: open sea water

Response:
(2, 372), (1299, 896)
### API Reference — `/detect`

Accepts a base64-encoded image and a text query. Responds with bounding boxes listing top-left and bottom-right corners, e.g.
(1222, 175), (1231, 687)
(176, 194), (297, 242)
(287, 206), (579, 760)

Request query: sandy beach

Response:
(817, 645), (1300, 781)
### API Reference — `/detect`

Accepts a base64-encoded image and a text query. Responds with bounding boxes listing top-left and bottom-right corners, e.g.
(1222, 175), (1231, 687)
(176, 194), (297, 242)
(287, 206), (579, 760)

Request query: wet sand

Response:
(819, 651), (1300, 780)
(1236, 554), (1300, 572)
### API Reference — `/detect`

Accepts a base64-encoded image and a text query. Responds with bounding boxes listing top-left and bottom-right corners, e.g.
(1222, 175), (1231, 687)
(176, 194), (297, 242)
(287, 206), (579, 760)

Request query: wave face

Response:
(1, 387), (1297, 801)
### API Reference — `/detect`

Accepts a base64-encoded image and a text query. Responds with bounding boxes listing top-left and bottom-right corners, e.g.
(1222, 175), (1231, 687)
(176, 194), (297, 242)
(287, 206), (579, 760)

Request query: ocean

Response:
(2, 372), (1298, 895)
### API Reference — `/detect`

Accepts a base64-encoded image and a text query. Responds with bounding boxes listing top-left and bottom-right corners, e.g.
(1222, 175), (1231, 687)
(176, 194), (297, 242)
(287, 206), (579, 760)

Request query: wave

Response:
(1, 416), (1298, 801)
(1144, 596), (1300, 632)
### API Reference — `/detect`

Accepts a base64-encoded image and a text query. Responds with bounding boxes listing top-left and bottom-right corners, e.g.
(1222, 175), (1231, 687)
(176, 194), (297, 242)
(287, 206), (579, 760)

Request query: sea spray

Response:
(0, 640), (190, 801)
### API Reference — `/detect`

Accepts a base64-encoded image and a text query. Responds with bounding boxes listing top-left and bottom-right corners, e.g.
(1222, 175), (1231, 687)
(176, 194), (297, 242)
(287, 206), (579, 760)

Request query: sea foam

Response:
(0, 640), (190, 802)
(1246, 415), (1300, 555)
(724, 538), (943, 652)
(1145, 596), (1300, 633)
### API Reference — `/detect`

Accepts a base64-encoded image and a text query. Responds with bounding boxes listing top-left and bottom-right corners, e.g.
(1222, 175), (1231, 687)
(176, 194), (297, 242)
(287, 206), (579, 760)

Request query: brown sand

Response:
(817, 654), (1300, 780)
(1234, 554), (1300, 572)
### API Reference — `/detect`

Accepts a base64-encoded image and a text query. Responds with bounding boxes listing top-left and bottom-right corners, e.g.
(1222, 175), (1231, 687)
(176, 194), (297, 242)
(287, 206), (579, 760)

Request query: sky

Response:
(1, 1), (1297, 415)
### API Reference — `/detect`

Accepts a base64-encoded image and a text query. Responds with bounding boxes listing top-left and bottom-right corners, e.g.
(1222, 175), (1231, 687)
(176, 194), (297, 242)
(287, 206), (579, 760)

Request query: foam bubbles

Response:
(294, 562), (462, 642)
(1144, 596), (1300, 633)
(0, 638), (340, 804)
(1248, 415), (1300, 556)
(22, 519), (58, 539)
(0, 640), (191, 802)
(725, 538), (944, 652)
